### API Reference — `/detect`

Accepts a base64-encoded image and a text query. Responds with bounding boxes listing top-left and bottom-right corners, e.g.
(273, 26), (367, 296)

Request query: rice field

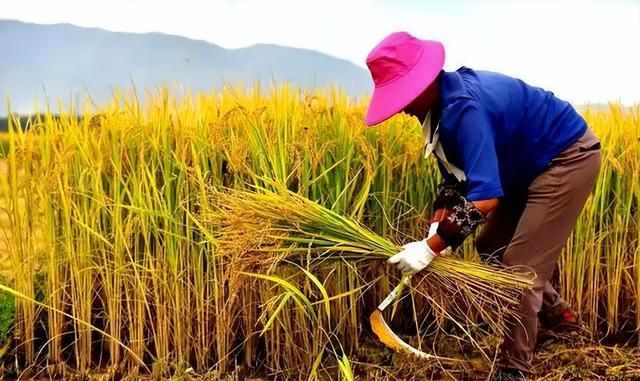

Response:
(0, 86), (638, 380)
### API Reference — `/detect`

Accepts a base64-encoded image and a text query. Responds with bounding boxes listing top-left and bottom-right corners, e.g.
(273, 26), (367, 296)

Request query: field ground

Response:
(363, 336), (640, 381)
(0, 329), (636, 381)
(8, 340), (639, 381)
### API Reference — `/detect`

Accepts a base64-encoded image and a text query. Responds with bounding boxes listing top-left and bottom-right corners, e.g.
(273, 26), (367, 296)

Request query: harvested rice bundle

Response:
(205, 186), (534, 338)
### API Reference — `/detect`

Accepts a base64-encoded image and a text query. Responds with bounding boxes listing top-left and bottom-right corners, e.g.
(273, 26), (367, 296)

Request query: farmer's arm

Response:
(388, 101), (501, 273)
(429, 100), (502, 252)
(428, 198), (498, 252)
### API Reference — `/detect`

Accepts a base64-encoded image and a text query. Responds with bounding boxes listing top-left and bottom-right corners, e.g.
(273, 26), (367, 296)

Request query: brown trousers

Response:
(474, 129), (601, 372)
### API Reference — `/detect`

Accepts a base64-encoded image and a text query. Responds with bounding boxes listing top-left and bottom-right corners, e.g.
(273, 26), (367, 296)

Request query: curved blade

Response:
(370, 309), (434, 360)
(370, 276), (459, 362)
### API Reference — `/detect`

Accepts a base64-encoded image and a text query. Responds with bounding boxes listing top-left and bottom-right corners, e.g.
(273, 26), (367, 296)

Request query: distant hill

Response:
(0, 20), (372, 115)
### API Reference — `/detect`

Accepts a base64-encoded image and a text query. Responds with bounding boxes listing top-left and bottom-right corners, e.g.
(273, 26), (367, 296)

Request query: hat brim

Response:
(365, 40), (444, 126)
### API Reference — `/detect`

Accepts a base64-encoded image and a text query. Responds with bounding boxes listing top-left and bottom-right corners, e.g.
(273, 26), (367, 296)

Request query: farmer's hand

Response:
(388, 239), (437, 274)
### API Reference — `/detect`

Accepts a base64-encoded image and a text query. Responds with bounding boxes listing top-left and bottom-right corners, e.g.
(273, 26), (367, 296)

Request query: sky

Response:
(1, 0), (639, 105)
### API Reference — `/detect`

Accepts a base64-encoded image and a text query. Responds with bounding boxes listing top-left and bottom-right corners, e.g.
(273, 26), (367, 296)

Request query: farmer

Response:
(365, 32), (601, 380)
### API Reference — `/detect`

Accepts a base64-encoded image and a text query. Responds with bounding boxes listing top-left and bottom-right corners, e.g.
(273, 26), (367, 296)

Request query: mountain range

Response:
(0, 19), (372, 115)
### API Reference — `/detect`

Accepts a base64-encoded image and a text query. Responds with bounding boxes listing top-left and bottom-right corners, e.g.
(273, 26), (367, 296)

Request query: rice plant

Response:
(0, 87), (637, 379)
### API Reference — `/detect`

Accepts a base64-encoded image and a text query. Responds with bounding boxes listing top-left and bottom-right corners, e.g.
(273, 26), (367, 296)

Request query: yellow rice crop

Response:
(0, 86), (637, 379)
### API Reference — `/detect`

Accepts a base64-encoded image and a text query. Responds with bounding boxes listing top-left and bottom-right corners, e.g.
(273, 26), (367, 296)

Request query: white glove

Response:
(387, 238), (437, 274)
(427, 221), (439, 239)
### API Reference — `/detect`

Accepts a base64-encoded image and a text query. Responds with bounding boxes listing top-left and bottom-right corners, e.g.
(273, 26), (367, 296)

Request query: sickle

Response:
(370, 275), (459, 362)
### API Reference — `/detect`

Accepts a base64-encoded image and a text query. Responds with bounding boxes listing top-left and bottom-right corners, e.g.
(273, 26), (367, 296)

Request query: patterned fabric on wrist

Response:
(433, 181), (467, 211)
(436, 198), (486, 249)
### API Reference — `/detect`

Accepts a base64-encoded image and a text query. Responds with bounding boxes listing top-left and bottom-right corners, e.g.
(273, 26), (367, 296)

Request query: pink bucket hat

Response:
(364, 32), (445, 126)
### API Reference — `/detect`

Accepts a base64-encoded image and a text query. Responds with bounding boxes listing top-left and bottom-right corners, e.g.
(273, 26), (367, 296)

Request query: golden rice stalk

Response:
(202, 185), (535, 337)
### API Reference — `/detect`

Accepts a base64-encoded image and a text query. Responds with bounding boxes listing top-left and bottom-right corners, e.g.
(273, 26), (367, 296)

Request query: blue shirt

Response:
(435, 67), (587, 201)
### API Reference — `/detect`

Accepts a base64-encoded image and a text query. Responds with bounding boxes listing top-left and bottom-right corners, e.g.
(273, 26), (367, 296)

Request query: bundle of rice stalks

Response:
(201, 185), (534, 341)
